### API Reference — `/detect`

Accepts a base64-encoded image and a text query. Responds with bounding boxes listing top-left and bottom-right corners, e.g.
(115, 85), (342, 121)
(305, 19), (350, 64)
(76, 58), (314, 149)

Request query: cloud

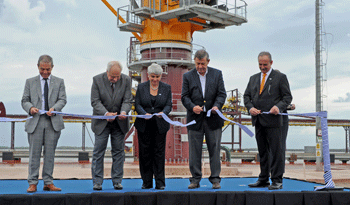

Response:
(326, 0), (350, 13)
(333, 93), (350, 103)
(54, 0), (77, 7)
(0, 0), (45, 31)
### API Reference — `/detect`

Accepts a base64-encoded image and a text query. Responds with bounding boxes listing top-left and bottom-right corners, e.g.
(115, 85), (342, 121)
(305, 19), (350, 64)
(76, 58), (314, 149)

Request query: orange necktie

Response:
(259, 73), (266, 94)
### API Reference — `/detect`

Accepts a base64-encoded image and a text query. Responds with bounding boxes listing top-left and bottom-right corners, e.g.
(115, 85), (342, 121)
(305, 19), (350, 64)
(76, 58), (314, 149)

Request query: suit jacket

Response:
(91, 72), (132, 135)
(181, 67), (227, 130)
(243, 69), (292, 127)
(21, 75), (67, 133)
(134, 81), (172, 134)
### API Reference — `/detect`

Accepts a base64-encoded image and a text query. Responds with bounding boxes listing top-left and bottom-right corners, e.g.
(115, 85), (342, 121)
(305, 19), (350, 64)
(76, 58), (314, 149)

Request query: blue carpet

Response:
(0, 178), (348, 195)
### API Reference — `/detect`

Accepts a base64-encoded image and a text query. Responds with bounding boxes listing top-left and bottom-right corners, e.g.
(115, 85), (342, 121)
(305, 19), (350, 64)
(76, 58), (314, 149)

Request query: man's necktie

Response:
(111, 83), (114, 93)
(44, 78), (49, 111)
(259, 73), (266, 94)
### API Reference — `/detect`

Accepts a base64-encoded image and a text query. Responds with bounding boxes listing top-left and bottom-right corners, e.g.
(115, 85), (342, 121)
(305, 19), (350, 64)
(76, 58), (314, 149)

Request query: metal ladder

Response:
(173, 117), (184, 159)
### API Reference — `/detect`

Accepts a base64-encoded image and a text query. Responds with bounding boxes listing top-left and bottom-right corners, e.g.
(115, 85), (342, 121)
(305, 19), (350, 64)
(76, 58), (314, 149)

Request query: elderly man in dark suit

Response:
(181, 49), (227, 189)
(90, 61), (132, 190)
(244, 51), (292, 190)
(22, 55), (67, 193)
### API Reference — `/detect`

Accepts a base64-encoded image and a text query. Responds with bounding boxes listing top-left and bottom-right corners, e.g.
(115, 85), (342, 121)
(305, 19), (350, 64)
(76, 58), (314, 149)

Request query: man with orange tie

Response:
(243, 51), (292, 190)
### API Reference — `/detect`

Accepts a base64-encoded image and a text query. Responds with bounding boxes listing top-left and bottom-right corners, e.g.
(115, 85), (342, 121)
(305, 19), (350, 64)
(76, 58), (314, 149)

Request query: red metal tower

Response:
(102, 0), (247, 161)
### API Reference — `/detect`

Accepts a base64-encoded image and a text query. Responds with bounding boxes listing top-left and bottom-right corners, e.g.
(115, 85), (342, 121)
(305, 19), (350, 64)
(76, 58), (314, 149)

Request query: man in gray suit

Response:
(22, 55), (67, 193)
(181, 49), (227, 189)
(91, 61), (132, 190)
(244, 51), (292, 190)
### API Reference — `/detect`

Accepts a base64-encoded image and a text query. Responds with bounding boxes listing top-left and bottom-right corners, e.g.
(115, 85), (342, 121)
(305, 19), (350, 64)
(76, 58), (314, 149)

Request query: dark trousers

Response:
(255, 120), (284, 183)
(281, 115), (289, 172)
(137, 119), (167, 188)
(91, 121), (125, 185)
(188, 118), (222, 184)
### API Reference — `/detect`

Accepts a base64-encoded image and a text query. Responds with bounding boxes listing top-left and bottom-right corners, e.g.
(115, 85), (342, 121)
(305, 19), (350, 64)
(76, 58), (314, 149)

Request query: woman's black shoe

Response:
(155, 186), (165, 190)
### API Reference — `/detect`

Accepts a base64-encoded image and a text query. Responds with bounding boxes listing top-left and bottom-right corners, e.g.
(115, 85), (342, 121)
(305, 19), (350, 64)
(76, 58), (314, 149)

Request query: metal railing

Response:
(118, 0), (247, 27)
(116, 5), (143, 27)
(127, 39), (204, 67)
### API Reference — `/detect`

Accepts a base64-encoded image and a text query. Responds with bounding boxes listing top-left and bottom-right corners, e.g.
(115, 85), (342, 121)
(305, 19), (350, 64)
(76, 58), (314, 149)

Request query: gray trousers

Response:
(91, 121), (125, 185)
(27, 115), (60, 185)
(188, 118), (222, 184)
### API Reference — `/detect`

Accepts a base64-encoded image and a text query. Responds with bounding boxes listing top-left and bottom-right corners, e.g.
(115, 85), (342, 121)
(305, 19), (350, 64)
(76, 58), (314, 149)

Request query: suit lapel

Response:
(155, 82), (164, 107)
(113, 76), (123, 100)
(192, 69), (203, 98)
(36, 75), (42, 103)
(142, 81), (153, 108)
(49, 75), (54, 99)
(261, 70), (275, 94)
(204, 67), (212, 99)
(103, 73), (113, 99)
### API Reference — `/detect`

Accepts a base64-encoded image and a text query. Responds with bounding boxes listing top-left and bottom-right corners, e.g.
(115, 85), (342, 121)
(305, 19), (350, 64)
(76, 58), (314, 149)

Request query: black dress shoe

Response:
(114, 183), (123, 190)
(93, 184), (102, 190)
(141, 184), (153, 189)
(248, 180), (270, 187)
(155, 186), (165, 190)
(268, 182), (283, 190)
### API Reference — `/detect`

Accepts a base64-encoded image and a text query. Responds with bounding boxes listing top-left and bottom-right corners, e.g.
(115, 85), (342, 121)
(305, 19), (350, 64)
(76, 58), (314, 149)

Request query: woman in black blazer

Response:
(134, 63), (172, 190)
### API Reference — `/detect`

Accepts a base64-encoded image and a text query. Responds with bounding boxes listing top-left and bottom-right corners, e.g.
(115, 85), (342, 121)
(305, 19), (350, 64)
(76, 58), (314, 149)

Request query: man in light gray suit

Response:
(91, 61), (132, 190)
(21, 55), (67, 193)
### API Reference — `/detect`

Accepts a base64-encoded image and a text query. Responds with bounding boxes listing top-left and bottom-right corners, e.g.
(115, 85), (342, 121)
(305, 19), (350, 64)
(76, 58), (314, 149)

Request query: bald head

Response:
(106, 61), (122, 83)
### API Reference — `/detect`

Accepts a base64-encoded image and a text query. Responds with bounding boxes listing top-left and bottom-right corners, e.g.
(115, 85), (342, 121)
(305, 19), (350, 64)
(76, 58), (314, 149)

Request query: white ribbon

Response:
(262, 111), (335, 190)
(39, 110), (196, 127)
(0, 116), (33, 122)
(206, 109), (254, 137)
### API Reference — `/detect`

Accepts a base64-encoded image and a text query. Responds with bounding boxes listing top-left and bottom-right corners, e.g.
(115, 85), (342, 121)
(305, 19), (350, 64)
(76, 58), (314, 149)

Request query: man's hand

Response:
(270, 106), (280, 115)
(46, 108), (55, 116)
(211, 106), (219, 114)
(118, 111), (127, 120)
(249, 107), (261, 116)
(290, 104), (296, 110)
(106, 112), (117, 122)
(193, 105), (203, 114)
(30, 107), (39, 115)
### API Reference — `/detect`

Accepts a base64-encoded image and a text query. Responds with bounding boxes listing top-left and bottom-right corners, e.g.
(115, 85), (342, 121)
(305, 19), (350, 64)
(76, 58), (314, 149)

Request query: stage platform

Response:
(1, 177), (350, 205)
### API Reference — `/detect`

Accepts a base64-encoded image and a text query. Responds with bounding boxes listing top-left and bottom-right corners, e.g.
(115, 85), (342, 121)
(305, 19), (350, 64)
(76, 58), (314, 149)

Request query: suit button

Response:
(152, 107), (154, 110)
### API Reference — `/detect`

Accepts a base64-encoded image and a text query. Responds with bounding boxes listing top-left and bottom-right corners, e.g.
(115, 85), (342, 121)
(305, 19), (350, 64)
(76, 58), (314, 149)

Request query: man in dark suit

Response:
(22, 55), (67, 192)
(244, 51), (292, 190)
(181, 49), (227, 189)
(90, 61), (132, 190)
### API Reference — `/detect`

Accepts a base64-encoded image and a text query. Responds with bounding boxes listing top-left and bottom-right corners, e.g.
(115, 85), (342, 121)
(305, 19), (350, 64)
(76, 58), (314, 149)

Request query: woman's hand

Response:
(157, 112), (164, 118)
(145, 113), (152, 120)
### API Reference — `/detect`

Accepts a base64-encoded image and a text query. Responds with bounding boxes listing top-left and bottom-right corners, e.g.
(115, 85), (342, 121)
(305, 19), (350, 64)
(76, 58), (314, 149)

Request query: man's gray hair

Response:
(107, 61), (123, 72)
(194, 49), (209, 60)
(37, 55), (53, 67)
(258, 51), (272, 61)
(147, 63), (163, 75)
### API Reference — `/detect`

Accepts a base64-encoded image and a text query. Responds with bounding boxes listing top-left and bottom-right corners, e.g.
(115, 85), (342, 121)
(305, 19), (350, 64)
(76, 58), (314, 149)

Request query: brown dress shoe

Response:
(188, 183), (200, 189)
(43, 184), (61, 191)
(27, 184), (37, 193)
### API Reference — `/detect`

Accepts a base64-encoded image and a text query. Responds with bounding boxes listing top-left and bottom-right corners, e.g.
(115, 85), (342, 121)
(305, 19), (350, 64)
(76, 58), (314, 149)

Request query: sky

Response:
(0, 0), (350, 150)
